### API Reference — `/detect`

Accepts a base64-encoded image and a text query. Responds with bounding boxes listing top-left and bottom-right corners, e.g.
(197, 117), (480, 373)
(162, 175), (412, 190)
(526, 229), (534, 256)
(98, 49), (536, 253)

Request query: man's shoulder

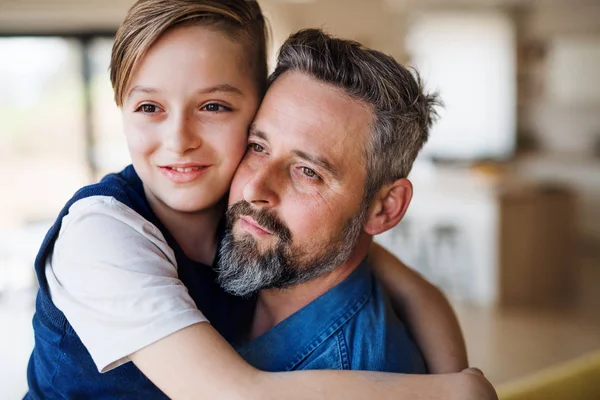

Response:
(343, 278), (427, 372)
(239, 261), (427, 374)
(293, 331), (350, 370)
(296, 276), (427, 373)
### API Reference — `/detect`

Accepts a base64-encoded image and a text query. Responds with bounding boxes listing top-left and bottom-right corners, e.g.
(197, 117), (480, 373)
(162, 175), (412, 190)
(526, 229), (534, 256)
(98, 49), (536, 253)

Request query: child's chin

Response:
(167, 194), (224, 214)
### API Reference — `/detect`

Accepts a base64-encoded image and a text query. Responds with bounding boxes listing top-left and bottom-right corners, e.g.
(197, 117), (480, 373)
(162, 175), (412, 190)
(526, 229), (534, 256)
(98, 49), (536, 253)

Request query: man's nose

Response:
(242, 161), (281, 208)
(163, 111), (202, 155)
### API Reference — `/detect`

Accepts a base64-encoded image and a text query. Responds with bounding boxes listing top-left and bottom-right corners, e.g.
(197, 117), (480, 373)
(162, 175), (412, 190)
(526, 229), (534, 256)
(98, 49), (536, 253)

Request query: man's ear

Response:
(363, 178), (413, 236)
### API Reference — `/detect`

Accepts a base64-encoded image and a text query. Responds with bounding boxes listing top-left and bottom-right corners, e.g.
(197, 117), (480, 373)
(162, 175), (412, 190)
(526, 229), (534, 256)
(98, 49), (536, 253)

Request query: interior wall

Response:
(259, 0), (409, 69)
(518, 2), (600, 156)
(0, 0), (134, 33)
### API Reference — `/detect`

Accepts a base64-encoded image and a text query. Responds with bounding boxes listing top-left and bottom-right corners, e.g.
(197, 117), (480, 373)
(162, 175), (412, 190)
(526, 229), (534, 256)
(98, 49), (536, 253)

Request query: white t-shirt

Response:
(46, 195), (208, 373)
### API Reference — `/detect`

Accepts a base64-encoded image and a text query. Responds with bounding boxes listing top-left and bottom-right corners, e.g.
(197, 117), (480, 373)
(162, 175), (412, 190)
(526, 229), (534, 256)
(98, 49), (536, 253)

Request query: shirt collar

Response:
(236, 258), (373, 371)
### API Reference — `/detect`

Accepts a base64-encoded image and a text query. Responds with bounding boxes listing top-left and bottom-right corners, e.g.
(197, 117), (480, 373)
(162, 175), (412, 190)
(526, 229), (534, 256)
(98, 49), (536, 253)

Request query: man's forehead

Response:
(253, 72), (371, 177)
(264, 72), (359, 108)
(257, 72), (372, 139)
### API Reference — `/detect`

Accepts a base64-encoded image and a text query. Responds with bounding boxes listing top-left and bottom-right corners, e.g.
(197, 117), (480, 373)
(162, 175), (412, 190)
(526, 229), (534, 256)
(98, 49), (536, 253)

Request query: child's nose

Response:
(164, 113), (202, 155)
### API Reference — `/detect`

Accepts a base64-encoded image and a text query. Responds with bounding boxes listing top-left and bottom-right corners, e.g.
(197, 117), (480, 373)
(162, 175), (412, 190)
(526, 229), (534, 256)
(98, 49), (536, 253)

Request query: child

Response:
(25, 1), (479, 399)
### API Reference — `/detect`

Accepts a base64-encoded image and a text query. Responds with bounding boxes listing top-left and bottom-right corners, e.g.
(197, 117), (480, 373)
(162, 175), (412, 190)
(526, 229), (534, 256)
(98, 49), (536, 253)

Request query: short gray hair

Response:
(269, 28), (440, 201)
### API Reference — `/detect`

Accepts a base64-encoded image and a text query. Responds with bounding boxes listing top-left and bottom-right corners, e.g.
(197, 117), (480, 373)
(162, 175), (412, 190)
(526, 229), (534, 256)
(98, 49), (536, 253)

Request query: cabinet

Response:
(375, 168), (575, 307)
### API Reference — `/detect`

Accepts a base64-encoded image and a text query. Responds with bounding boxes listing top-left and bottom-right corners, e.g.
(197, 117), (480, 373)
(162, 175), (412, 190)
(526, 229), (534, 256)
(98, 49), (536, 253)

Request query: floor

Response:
(1, 253), (598, 398)
(456, 251), (600, 386)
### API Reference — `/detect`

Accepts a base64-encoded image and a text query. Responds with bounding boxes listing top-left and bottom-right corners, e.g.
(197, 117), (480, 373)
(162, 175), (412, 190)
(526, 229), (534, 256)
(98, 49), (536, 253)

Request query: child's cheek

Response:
(125, 124), (161, 156)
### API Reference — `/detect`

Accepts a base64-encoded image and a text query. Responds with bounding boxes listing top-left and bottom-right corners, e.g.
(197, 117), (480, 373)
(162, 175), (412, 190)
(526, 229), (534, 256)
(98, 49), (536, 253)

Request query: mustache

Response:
(226, 200), (292, 244)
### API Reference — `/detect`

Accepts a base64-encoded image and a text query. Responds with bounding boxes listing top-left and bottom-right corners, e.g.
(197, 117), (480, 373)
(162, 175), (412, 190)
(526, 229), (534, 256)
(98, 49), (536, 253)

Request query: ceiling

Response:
(0, 0), (135, 34)
(0, 0), (597, 34)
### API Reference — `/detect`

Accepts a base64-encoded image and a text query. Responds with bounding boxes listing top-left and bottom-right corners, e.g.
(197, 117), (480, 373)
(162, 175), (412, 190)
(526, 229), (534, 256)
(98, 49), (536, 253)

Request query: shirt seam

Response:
(57, 196), (111, 239)
(285, 286), (372, 371)
(60, 196), (162, 242)
(106, 196), (164, 240)
(336, 330), (351, 370)
(49, 308), (70, 386)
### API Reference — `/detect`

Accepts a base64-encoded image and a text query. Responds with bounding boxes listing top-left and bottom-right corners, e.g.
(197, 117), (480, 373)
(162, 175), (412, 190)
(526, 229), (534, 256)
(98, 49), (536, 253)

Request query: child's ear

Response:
(363, 178), (413, 236)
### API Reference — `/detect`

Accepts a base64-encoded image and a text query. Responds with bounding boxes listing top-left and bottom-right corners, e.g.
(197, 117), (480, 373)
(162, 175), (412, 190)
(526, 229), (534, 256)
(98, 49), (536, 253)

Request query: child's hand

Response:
(461, 368), (498, 400)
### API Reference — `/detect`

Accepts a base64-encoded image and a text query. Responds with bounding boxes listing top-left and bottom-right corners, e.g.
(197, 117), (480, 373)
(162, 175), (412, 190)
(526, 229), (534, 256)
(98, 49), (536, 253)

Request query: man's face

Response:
(217, 72), (374, 296)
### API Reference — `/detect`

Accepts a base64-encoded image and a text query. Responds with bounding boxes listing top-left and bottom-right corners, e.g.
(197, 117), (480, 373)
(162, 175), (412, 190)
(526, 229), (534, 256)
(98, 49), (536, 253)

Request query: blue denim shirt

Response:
(236, 259), (427, 373)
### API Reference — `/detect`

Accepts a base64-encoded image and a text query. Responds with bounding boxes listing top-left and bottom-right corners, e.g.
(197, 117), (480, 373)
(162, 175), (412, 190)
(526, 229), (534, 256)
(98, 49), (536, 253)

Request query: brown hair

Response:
(110, 0), (268, 107)
(269, 28), (440, 201)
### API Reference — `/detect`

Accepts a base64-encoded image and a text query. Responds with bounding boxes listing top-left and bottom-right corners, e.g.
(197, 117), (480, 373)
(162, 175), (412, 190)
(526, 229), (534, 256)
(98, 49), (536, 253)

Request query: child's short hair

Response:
(110, 0), (268, 107)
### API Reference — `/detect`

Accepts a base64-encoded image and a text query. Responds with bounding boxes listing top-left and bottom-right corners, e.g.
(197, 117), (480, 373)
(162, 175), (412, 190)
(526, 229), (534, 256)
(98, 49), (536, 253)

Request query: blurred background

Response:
(1, 0), (599, 398)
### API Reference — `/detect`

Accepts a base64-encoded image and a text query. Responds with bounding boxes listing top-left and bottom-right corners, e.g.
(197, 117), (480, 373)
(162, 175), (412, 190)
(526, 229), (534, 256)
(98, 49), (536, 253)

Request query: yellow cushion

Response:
(498, 350), (600, 400)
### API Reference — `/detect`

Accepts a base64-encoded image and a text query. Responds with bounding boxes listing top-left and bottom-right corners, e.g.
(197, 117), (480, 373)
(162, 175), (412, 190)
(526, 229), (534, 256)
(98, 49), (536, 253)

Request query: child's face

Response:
(122, 25), (260, 213)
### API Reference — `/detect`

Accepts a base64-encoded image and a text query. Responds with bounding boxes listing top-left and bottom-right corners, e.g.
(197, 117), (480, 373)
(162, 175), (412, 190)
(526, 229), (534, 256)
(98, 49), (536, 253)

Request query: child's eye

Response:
(202, 103), (232, 113)
(300, 167), (320, 180)
(248, 143), (265, 153)
(135, 104), (160, 114)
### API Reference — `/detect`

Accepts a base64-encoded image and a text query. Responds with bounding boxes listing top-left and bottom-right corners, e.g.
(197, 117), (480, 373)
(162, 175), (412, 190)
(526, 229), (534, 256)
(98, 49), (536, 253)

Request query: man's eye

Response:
(301, 167), (319, 179)
(249, 143), (265, 153)
(136, 104), (158, 114)
(202, 103), (231, 113)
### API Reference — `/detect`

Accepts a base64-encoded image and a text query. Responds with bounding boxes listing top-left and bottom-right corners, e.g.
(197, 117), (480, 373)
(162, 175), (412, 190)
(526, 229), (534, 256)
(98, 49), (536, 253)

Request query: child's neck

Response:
(146, 191), (225, 265)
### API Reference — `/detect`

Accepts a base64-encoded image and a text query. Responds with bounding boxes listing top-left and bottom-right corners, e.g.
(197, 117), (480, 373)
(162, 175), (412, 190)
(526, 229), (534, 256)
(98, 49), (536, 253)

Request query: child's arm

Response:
(368, 242), (468, 374)
(50, 199), (492, 400)
(131, 322), (497, 400)
(132, 244), (480, 400)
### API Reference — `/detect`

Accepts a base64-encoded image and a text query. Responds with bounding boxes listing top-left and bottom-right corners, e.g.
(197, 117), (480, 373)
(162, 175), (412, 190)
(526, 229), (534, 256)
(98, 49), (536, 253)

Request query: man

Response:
(137, 29), (495, 399)
(216, 28), (442, 373)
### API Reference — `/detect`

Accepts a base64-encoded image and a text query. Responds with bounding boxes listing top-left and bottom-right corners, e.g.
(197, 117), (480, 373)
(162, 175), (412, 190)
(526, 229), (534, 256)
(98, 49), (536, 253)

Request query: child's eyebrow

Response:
(128, 86), (160, 98)
(196, 84), (244, 96)
(127, 84), (244, 99)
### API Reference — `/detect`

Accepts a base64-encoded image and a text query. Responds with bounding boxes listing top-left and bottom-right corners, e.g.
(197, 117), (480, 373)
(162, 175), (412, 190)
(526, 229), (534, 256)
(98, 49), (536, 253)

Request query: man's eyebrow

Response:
(293, 149), (342, 181)
(127, 84), (244, 99)
(249, 124), (341, 180)
(248, 125), (268, 141)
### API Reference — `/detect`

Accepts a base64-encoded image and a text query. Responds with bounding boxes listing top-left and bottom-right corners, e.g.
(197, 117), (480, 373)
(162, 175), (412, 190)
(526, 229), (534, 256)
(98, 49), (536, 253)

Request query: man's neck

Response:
(250, 234), (372, 340)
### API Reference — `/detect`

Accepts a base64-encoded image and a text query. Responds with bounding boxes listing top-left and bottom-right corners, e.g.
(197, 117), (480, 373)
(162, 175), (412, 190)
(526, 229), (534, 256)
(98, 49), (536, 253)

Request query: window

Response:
(0, 35), (122, 291)
(406, 11), (517, 161)
(90, 38), (130, 178)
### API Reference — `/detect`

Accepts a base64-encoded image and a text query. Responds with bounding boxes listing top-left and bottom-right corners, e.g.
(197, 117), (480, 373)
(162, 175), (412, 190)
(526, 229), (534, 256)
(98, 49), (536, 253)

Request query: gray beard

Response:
(216, 208), (366, 297)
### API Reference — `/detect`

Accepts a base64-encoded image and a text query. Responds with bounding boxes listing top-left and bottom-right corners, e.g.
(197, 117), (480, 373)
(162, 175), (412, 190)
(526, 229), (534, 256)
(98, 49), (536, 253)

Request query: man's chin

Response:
(233, 231), (278, 254)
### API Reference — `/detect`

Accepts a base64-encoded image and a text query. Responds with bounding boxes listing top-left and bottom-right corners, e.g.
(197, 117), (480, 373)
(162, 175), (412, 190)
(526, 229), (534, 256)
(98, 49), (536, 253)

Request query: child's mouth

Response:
(159, 164), (210, 183)
(165, 166), (205, 173)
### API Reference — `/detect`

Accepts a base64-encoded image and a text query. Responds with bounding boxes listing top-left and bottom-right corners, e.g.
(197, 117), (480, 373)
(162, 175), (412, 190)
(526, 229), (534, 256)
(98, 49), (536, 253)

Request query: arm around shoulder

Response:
(132, 323), (497, 400)
(52, 198), (490, 399)
(369, 242), (468, 373)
